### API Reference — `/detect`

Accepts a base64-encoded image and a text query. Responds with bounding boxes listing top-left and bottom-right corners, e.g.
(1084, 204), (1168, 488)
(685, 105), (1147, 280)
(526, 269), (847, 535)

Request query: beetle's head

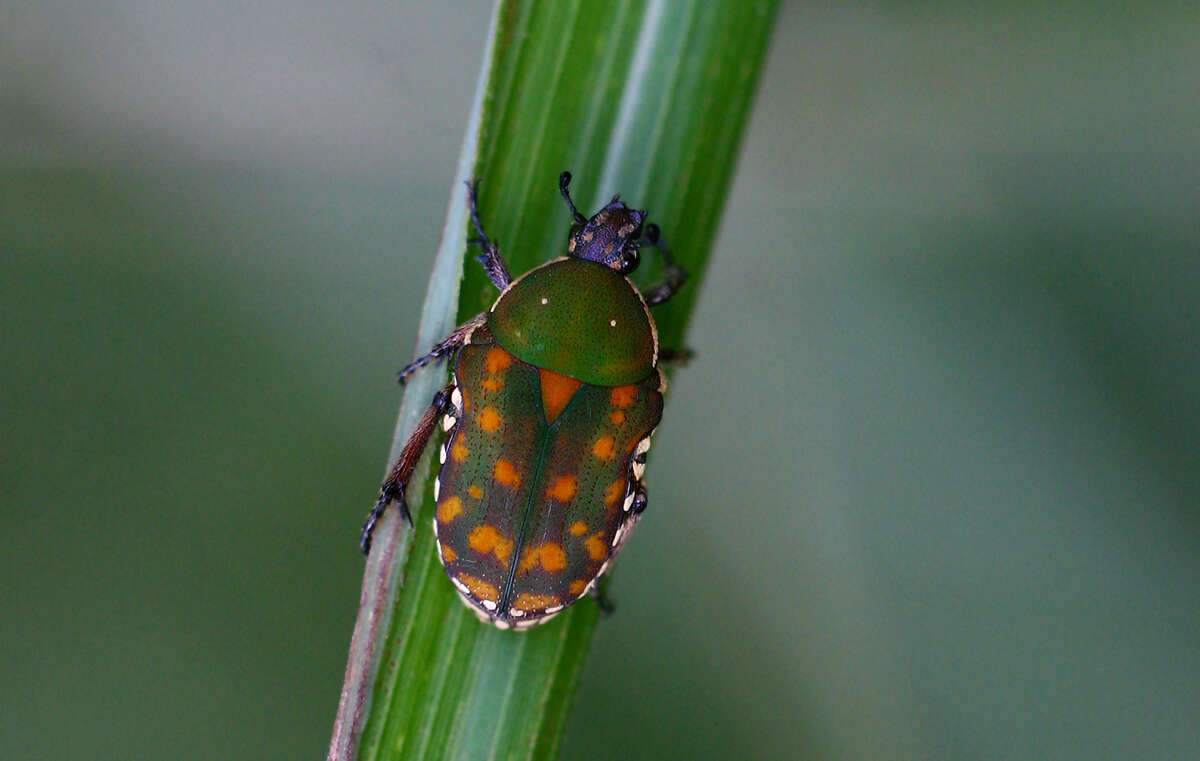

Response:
(567, 198), (647, 274)
(558, 172), (650, 274)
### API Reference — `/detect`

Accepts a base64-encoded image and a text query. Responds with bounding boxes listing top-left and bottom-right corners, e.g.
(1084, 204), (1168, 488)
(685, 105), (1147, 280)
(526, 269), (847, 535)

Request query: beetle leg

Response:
(628, 479), (649, 515)
(642, 265), (688, 306)
(588, 581), (616, 615)
(657, 346), (694, 367)
(360, 382), (456, 554)
(465, 178), (512, 289)
(396, 312), (486, 385)
(637, 224), (689, 306)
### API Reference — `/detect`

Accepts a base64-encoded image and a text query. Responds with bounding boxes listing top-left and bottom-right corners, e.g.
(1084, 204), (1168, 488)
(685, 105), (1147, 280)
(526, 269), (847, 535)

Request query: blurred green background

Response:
(4, 2), (1199, 759)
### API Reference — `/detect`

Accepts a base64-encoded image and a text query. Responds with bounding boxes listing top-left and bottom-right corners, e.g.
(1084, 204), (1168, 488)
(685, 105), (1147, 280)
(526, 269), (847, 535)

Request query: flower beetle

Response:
(361, 172), (688, 629)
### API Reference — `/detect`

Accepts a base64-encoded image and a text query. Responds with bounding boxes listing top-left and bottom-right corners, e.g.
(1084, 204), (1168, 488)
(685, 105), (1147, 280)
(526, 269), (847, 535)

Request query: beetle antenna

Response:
(558, 171), (587, 225)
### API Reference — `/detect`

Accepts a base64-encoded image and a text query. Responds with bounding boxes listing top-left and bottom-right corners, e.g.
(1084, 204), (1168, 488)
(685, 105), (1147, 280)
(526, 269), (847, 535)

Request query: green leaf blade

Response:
(332, 1), (779, 759)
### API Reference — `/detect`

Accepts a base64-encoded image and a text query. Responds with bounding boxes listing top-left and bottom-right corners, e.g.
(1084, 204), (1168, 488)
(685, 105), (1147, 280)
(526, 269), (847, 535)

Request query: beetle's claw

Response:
(396, 497), (413, 526)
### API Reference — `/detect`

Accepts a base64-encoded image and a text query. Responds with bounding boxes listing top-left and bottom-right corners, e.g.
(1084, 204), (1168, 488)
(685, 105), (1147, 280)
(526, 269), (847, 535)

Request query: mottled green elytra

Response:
(363, 172), (688, 629)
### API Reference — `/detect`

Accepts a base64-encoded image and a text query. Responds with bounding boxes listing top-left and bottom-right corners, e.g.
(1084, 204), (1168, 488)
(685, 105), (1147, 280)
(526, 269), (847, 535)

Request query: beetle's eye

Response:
(619, 247), (640, 273)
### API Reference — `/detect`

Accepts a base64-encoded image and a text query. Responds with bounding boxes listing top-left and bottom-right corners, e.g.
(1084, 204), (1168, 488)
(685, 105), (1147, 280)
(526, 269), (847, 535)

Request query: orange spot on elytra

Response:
(456, 572), (499, 602)
(467, 484), (483, 499)
(493, 459), (520, 487)
(585, 532), (608, 561)
(436, 496), (463, 523)
(547, 474), (578, 502)
(477, 406), (501, 432)
(468, 524), (513, 565)
(451, 440), (469, 462)
(485, 347), (512, 373)
(604, 479), (625, 506)
(467, 524), (497, 552)
(569, 520), (588, 536)
(569, 579), (588, 595)
(513, 592), (559, 610)
(592, 435), (615, 460)
(482, 376), (503, 392)
(440, 543), (456, 562)
(609, 410), (625, 425)
(611, 385), (637, 408)
(518, 542), (567, 573)
(539, 368), (582, 423)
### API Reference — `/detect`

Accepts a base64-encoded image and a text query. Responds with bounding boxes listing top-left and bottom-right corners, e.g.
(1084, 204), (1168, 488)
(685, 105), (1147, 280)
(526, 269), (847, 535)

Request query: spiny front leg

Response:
(361, 382), (456, 554)
(396, 313), (486, 385)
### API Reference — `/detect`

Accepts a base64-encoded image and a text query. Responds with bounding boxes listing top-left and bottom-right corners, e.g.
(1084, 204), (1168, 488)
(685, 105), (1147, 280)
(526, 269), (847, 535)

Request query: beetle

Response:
(360, 172), (688, 629)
